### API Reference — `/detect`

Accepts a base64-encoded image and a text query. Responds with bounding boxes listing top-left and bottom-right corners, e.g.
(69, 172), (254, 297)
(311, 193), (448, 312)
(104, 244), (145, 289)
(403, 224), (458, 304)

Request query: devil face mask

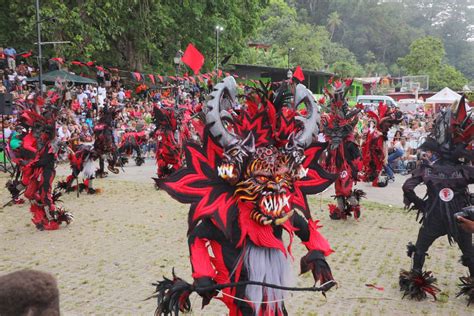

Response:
(158, 77), (337, 236)
(234, 146), (295, 225)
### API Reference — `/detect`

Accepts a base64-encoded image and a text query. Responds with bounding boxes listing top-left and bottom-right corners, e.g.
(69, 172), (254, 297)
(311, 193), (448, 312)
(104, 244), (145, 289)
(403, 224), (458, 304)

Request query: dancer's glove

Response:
(300, 250), (334, 285)
(194, 277), (217, 307)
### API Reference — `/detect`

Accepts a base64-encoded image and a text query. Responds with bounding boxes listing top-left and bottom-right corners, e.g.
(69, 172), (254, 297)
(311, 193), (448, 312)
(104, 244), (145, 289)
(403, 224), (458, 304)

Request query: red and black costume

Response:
(321, 79), (365, 220)
(118, 130), (146, 166)
(400, 96), (474, 304)
(154, 78), (338, 315)
(360, 102), (402, 187)
(6, 127), (35, 205)
(152, 106), (182, 179)
(93, 104), (121, 177)
(56, 144), (99, 195)
(11, 93), (73, 231)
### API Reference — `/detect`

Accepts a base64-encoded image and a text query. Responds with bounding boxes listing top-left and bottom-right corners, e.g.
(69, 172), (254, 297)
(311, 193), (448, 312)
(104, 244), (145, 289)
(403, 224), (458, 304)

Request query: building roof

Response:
(27, 70), (97, 85)
(230, 63), (333, 77)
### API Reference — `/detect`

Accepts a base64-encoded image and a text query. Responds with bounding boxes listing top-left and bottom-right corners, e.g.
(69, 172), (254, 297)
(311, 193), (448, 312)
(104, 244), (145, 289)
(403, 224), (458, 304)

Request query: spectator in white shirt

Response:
(98, 85), (107, 107)
(118, 88), (126, 103)
(57, 125), (71, 141)
(77, 89), (87, 106)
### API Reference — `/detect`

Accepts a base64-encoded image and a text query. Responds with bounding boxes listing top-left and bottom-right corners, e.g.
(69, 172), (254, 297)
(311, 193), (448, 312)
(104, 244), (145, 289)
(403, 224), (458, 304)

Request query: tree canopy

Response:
(399, 36), (467, 90)
(1, 0), (472, 89)
(1, 0), (267, 72)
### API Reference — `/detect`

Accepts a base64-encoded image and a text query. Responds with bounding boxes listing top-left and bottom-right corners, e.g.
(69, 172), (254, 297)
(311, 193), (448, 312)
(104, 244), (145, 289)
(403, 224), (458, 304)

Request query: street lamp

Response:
(287, 47), (295, 70)
(35, 1), (68, 97)
(215, 25), (224, 71)
(173, 49), (183, 77)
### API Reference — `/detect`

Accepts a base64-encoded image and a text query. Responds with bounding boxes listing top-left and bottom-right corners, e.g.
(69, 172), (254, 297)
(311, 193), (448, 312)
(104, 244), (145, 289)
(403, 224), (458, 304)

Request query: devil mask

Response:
(157, 77), (337, 236)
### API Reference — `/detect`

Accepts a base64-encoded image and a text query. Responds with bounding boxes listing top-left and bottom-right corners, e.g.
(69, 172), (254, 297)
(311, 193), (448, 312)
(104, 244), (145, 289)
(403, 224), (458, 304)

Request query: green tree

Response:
(398, 37), (444, 74)
(399, 36), (467, 90)
(431, 64), (468, 91)
(326, 11), (341, 41)
(239, 0), (362, 74)
(2, 0), (267, 73)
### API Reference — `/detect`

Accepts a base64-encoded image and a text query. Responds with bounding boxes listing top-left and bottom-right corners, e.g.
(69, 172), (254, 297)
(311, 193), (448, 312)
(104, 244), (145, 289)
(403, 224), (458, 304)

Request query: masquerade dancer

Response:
(400, 96), (474, 305)
(321, 79), (365, 220)
(152, 77), (337, 315)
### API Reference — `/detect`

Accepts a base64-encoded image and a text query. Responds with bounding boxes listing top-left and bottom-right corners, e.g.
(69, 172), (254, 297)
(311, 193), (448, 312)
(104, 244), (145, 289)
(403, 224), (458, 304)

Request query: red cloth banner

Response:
(148, 74), (156, 85)
(181, 43), (205, 75)
(132, 72), (142, 81)
(293, 65), (305, 82)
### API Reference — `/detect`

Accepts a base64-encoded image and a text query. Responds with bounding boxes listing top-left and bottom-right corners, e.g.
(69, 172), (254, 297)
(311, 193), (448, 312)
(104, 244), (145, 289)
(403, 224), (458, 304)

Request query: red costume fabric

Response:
(152, 106), (183, 179)
(10, 91), (73, 231)
(56, 145), (98, 194)
(361, 102), (403, 187)
(153, 78), (338, 315)
(93, 104), (121, 177)
(321, 79), (365, 220)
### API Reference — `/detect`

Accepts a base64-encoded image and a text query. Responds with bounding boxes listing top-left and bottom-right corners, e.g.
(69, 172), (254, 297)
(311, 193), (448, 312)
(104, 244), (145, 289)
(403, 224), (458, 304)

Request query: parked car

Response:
(356, 95), (398, 111)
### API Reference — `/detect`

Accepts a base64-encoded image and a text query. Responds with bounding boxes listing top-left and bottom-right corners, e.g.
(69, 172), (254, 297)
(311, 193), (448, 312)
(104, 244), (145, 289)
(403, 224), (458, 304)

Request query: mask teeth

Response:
(260, 193), (291, 217)
(217, 164), (235, 178)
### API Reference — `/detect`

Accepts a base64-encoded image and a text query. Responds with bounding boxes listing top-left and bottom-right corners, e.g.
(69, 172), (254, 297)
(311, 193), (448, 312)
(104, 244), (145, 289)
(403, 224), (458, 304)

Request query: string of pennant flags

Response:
(52, 58), (240, 85)
(16, 42), (306, 85)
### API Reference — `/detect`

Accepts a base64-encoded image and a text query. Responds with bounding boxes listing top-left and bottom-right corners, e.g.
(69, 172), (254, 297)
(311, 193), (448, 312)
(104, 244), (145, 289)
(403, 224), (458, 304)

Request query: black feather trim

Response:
(399, 269), (440, 301)
(149, 269), (192, 316)
(456, 276), (474, 306)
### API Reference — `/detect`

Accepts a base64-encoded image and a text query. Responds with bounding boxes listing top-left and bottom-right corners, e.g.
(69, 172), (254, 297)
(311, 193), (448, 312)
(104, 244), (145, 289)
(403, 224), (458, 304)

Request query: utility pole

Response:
(35, 0), (43, 96)
(287, 47), (294, 70)
(215, 26), (224, 72)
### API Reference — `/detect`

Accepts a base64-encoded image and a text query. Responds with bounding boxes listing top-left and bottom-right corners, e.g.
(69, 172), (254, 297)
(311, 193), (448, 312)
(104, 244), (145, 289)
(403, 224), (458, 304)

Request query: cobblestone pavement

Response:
(0, 160), (473, 315)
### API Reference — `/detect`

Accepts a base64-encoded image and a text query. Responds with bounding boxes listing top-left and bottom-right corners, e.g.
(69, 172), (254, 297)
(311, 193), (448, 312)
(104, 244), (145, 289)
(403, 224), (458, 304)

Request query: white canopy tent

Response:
(426, 87), (461, 104)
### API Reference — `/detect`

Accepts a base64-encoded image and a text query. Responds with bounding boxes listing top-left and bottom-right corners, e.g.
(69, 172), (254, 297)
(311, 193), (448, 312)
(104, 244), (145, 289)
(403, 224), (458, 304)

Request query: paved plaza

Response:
(0, 160), (472, 315)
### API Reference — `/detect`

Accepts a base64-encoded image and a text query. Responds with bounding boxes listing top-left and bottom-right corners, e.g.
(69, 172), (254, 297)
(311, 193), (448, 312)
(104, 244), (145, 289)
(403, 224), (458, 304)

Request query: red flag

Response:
(157, 75), (164, 82)
(181, 43), (205, 74)
(148, 74), (156, 85)
(168, 76), (177, 81)
(132, 72), (142, 81)
(86, 61), (95, 67)
(96, 66), (104, 71)
(50, 57), (64, 64)
(71, 61), (83, 66)
(293, 66), (305, 82)
(20, 51), (32, 58)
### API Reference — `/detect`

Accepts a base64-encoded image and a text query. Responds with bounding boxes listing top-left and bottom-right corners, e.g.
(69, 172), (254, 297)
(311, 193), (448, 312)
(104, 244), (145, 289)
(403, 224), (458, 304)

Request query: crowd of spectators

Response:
(352, 111), (434, 181)
(0, 45), (442, 177)
(0, 46), (210, 162)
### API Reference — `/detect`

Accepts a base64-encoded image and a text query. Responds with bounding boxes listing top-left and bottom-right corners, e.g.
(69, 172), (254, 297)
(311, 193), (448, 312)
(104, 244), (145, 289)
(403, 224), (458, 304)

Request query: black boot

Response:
(399, 242), (440, 300)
